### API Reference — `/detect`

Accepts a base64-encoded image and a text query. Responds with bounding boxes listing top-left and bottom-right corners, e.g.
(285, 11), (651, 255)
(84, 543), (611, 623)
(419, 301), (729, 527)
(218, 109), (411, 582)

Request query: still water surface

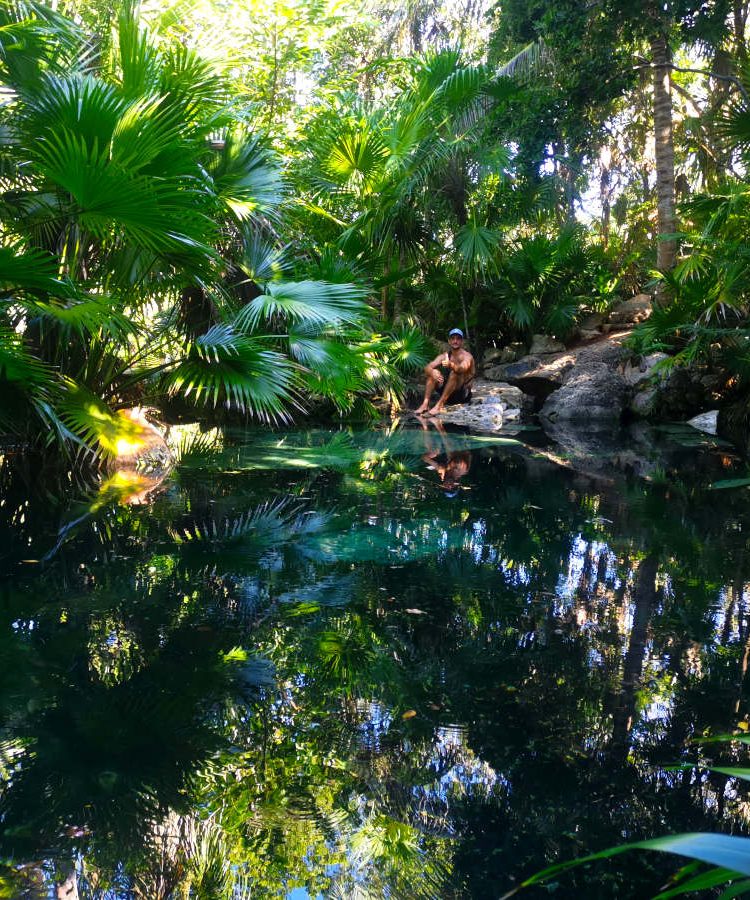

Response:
(2, 421), (750, 898)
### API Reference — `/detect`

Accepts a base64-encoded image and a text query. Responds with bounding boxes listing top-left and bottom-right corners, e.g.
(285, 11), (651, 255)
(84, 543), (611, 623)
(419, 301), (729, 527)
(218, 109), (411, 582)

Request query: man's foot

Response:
(426, 406), (442, 416)
(414, 403), (429, 415)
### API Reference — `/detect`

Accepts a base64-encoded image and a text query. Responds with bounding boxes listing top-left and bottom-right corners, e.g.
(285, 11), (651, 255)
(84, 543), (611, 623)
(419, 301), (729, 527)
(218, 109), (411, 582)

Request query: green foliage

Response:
(0, 2), (416, 456)
(492, 225), (618, 339)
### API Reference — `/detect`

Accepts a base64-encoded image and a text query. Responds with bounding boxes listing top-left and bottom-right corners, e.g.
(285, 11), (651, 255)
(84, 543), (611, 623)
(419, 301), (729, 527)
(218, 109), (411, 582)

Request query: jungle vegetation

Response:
(5, 0), (750, 458)
(6, 3), (750, 895)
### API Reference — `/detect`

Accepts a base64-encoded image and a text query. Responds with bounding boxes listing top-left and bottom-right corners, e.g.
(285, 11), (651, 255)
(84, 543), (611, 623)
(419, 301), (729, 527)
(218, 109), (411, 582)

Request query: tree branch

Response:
(633, 60), (750, 103)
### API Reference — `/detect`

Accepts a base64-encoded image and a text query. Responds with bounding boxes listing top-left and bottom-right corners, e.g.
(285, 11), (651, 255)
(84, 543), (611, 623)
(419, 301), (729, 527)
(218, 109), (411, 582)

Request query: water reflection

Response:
(419, 419), (472, 498)
(1, 426), (750, 897)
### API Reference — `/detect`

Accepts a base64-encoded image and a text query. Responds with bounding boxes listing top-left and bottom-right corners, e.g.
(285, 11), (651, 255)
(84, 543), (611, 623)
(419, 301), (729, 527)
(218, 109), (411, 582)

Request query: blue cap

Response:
(448, 328), (464, 338)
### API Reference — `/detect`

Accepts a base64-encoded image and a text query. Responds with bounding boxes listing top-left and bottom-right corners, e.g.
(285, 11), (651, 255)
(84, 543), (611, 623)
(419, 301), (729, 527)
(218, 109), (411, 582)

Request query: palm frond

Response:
(207, 129), (284, 221)
(0, 1), (83, 87)
(0, 243), (68, 295)
(235, 281), (371, 331)
(240, 231), (288, 283)
(24, 74), (126, 148)
(496, 39), (553, 82)
(323, 122), (388, 193)
(20, 295), (133, 339)
(0, 323), (49, 385)
(161, 343), (300, 421)
(31, 127), (215, 256)
(158, 43), (226, 117)
(111, 94), (190, 173)
(455, 220), (501, 276)
(383, 324), (433, 373)
(116, 9), (161, 98)
(58, 385), (139, 457)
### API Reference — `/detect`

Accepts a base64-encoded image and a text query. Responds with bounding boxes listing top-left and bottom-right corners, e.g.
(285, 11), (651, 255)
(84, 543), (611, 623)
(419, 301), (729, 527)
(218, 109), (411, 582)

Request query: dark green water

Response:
(2, 421), (750, 898)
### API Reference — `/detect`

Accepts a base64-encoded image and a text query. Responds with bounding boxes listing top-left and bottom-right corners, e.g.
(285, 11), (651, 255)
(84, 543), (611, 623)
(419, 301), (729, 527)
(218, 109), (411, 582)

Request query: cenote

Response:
(3, 420), (750, 898)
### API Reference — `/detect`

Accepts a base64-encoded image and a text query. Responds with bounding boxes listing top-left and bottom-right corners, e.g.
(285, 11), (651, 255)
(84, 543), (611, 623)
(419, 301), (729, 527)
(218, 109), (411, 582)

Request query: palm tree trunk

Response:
(651, 32), (677, 275)
(600, 152), (611, 250)
(734, 1), (748, 60)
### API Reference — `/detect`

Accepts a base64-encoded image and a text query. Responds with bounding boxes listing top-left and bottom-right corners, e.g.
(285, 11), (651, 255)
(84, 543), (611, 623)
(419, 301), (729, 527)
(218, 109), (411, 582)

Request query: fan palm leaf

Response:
(23, 75), (127, 147)
(206, 129), (284, 222)
(0, 243), (67, 295)
(235, 280), (371, 331)
(322, 122), (389, 195)
(19, 295), (133, 340)
(161, 340), (300, 422)
(30, 127), (216, 257)
(0, 1), (82, 87)
(239, 232), (288, 283)
(116, 10), (161, 99)
(57, 384), (139, 457)
(455, 220), (501, 276)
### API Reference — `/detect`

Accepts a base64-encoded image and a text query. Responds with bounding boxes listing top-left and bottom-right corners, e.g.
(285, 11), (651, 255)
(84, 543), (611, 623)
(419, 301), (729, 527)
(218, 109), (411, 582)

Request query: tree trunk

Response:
(600, 148), (612, 250)
(651, 32), (677, 275)
(734, 1), (748, 60)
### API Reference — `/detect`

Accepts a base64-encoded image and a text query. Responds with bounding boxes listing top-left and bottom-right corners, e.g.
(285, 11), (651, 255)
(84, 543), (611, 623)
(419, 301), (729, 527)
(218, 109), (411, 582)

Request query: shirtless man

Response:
(415, 328), (475, 416)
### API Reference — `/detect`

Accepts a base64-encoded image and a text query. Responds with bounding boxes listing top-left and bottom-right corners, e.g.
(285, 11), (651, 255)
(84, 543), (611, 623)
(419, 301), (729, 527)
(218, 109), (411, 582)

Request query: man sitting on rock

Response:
(415, 328), (475, 416)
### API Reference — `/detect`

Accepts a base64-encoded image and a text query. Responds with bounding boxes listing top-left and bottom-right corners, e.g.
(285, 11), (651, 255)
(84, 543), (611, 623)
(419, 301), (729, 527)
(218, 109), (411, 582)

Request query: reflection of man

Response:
(415, 328), (475, 416)
(420, 418), (472, 498)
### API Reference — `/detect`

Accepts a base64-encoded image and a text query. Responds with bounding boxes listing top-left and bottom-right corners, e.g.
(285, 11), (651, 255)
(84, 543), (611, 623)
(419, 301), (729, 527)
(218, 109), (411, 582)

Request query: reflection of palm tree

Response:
(610, 554), (659, 757)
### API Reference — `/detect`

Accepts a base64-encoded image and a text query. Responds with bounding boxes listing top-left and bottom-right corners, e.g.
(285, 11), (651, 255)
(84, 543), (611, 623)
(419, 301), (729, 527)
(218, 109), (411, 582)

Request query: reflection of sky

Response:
(555, 535), (613, 603)
(433, 724), (500, 804)
(355, 699), (394, 754)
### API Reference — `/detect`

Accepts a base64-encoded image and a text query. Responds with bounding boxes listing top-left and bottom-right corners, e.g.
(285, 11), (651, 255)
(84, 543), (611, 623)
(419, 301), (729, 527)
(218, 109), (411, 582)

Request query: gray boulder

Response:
(482, 343), (525, 368)
(529, 334), (566, 355)
(607, 294), (652, 325)
(541, 365), (628, 423)
(579, 312), (605, 331)
(650, 366), (717, 420)
(484, 355), (544, 382)
(622, 352), (669, 386)
(629, 386), (657, 417)
(436, 379), (529, 431)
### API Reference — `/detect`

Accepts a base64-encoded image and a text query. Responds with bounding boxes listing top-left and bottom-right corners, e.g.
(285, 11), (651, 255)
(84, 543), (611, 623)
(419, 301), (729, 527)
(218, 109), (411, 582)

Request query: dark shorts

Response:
(437, 381), (472, 405)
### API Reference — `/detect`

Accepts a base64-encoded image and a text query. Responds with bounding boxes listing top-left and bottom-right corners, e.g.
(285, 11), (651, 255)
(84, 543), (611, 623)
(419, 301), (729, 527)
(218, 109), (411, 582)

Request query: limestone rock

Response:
(430, 379), (531, 431)
(687, 410), (719, 435)
(621, 352), (669, 386)
(579, 313), (605, 330)
(629, 386), (657, 417)
(482, 345), (522, 368)
(575, 341), (629, 368)
(650, 367), (714, 420)
(540, 365), (628, 423)
(607, 294), (652, 325)
(530, 334), (566, 355)
(482, 347), (506, 367)
(473, 381), (527, 409)
(484, 356), (543, 382)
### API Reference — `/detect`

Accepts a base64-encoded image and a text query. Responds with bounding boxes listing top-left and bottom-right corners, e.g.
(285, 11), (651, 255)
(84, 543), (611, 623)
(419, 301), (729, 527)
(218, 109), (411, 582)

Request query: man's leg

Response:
(428, 372), (463, 414)
(415, 373), (440, 413)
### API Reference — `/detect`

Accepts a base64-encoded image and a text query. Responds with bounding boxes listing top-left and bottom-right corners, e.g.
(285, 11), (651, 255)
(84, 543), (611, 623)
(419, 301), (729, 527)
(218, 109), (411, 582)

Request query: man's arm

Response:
(425, 352), (447, 373)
